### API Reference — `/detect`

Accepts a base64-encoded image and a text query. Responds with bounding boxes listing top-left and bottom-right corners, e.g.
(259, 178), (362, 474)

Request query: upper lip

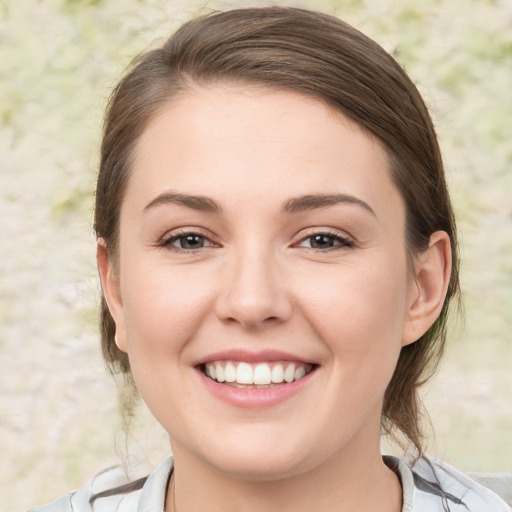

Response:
(194, 349), (316, 366)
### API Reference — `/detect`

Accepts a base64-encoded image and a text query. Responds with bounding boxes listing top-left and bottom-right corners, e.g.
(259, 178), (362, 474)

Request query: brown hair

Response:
(94, 6), (460, 455)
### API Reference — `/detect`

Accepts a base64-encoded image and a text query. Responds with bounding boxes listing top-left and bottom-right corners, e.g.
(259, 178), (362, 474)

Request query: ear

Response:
(97, 238), (128, 352)
(402, 231), (452, 346)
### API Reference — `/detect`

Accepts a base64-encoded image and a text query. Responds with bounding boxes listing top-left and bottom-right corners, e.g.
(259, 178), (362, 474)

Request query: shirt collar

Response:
(137, 457), (174, 512)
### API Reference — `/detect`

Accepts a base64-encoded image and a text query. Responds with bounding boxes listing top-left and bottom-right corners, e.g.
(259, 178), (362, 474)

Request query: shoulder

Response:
(386, 454), (512, 512)
(412, 456), (512, 511)
(28, 493), (74, 512)
(28, 458), (174, 512)
(466, 469), (512, 506)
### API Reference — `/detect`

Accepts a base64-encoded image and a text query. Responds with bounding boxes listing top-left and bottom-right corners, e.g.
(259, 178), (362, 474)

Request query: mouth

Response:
(199, 360), (316, 388)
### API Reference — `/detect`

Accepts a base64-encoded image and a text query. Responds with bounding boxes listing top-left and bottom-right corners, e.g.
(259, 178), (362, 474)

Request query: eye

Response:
(163, 232), (215, 250)
(297, 232), (354, 250)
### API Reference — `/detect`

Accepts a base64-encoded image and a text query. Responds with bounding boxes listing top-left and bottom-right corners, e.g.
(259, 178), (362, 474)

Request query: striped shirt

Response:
(29, 456), (511, 512)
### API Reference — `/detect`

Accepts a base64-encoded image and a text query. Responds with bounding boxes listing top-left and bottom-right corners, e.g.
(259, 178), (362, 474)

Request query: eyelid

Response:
(156, 226), (355, 252)
(292, 227), (355, 250)
(158, 227), (221, 250)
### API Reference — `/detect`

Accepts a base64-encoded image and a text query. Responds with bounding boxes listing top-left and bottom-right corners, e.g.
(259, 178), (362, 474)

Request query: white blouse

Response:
(29, 455), (511, 512)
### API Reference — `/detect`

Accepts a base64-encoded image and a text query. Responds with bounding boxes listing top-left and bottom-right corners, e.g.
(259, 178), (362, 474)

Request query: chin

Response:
(186, 429), (317, 482)
(209, 452), (309, 482)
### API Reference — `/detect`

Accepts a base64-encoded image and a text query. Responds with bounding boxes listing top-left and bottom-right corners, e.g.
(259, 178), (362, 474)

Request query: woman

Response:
(31, 6), (511, 512)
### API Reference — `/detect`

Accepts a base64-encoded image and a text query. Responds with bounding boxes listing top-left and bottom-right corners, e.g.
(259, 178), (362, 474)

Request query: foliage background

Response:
(1, 0), (511, 510)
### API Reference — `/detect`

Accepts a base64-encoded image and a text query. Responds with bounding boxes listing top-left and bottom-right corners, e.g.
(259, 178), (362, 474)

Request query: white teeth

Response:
(271, 364), (284, 383)
(216, 365), (226, 383)
(294, 366), (306, 380)
(236, 362), (253, 384)
(204, 361), (312, 386)
(253, 363), (272, 385)
(225, 362), (236, 383)
(284, 364), (295, 383)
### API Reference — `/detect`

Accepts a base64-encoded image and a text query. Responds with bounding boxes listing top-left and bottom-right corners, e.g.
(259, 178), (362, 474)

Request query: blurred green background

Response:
(1, 0), (511, 510)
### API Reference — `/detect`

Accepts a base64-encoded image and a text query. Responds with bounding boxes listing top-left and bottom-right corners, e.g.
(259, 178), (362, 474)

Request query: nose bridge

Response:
(216, 239), (291, 328)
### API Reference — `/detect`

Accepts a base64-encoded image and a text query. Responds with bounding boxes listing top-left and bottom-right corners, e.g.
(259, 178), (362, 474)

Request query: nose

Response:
(215, 247), (292, 329)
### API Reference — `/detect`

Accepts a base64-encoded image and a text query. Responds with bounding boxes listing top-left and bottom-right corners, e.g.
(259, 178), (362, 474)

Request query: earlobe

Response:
(96, 238), (127, 352)
(402, 231), (452, 346)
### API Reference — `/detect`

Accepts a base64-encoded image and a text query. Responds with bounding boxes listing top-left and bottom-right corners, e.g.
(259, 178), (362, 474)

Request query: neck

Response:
(165, 438), (402, 512)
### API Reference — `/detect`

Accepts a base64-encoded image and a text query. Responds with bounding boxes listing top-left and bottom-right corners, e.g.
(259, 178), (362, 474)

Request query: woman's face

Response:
(103, 85), (423, 479)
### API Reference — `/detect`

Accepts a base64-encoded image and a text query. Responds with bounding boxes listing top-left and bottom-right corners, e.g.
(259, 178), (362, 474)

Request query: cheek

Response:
(295, 259), (408, 364)
(117, 261), (217, 418)
(119, 258), (215, 356)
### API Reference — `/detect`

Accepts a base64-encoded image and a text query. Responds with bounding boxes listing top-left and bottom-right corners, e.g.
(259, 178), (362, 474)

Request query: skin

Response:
(98, 84), (451, 512)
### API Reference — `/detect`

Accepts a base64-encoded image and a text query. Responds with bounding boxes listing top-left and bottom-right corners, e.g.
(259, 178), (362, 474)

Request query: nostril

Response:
(215, 277), (293, 327)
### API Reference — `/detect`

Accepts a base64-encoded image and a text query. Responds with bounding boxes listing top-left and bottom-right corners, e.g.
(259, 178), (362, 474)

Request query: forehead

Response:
(127, 84), (402, 219)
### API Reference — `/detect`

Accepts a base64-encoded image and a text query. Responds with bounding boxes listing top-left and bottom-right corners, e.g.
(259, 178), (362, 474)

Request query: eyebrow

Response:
(143, 192), (222, 213)
(282, 193), (376, 216)
(143, 191), (375, 217)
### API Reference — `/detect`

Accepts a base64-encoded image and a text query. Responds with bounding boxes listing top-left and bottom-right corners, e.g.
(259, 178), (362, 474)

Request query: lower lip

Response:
(197, 368), (316, 409)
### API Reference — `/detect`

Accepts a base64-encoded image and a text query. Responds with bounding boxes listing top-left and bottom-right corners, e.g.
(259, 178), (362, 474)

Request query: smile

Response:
(202, 361), (314, 387)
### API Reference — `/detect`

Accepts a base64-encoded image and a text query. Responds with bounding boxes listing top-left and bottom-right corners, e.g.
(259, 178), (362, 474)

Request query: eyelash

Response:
(159, 230), (217, 252)
(159, 229), (354, 253)
(294, 230), (355, 251)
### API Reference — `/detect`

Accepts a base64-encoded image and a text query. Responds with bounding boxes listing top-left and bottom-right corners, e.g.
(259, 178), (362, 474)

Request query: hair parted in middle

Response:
(94, 6), (460, 456)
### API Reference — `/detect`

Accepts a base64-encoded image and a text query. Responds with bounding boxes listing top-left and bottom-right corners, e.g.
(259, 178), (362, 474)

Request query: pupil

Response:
(312, 235), (333, 248)
(182, 235), (203, 249)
